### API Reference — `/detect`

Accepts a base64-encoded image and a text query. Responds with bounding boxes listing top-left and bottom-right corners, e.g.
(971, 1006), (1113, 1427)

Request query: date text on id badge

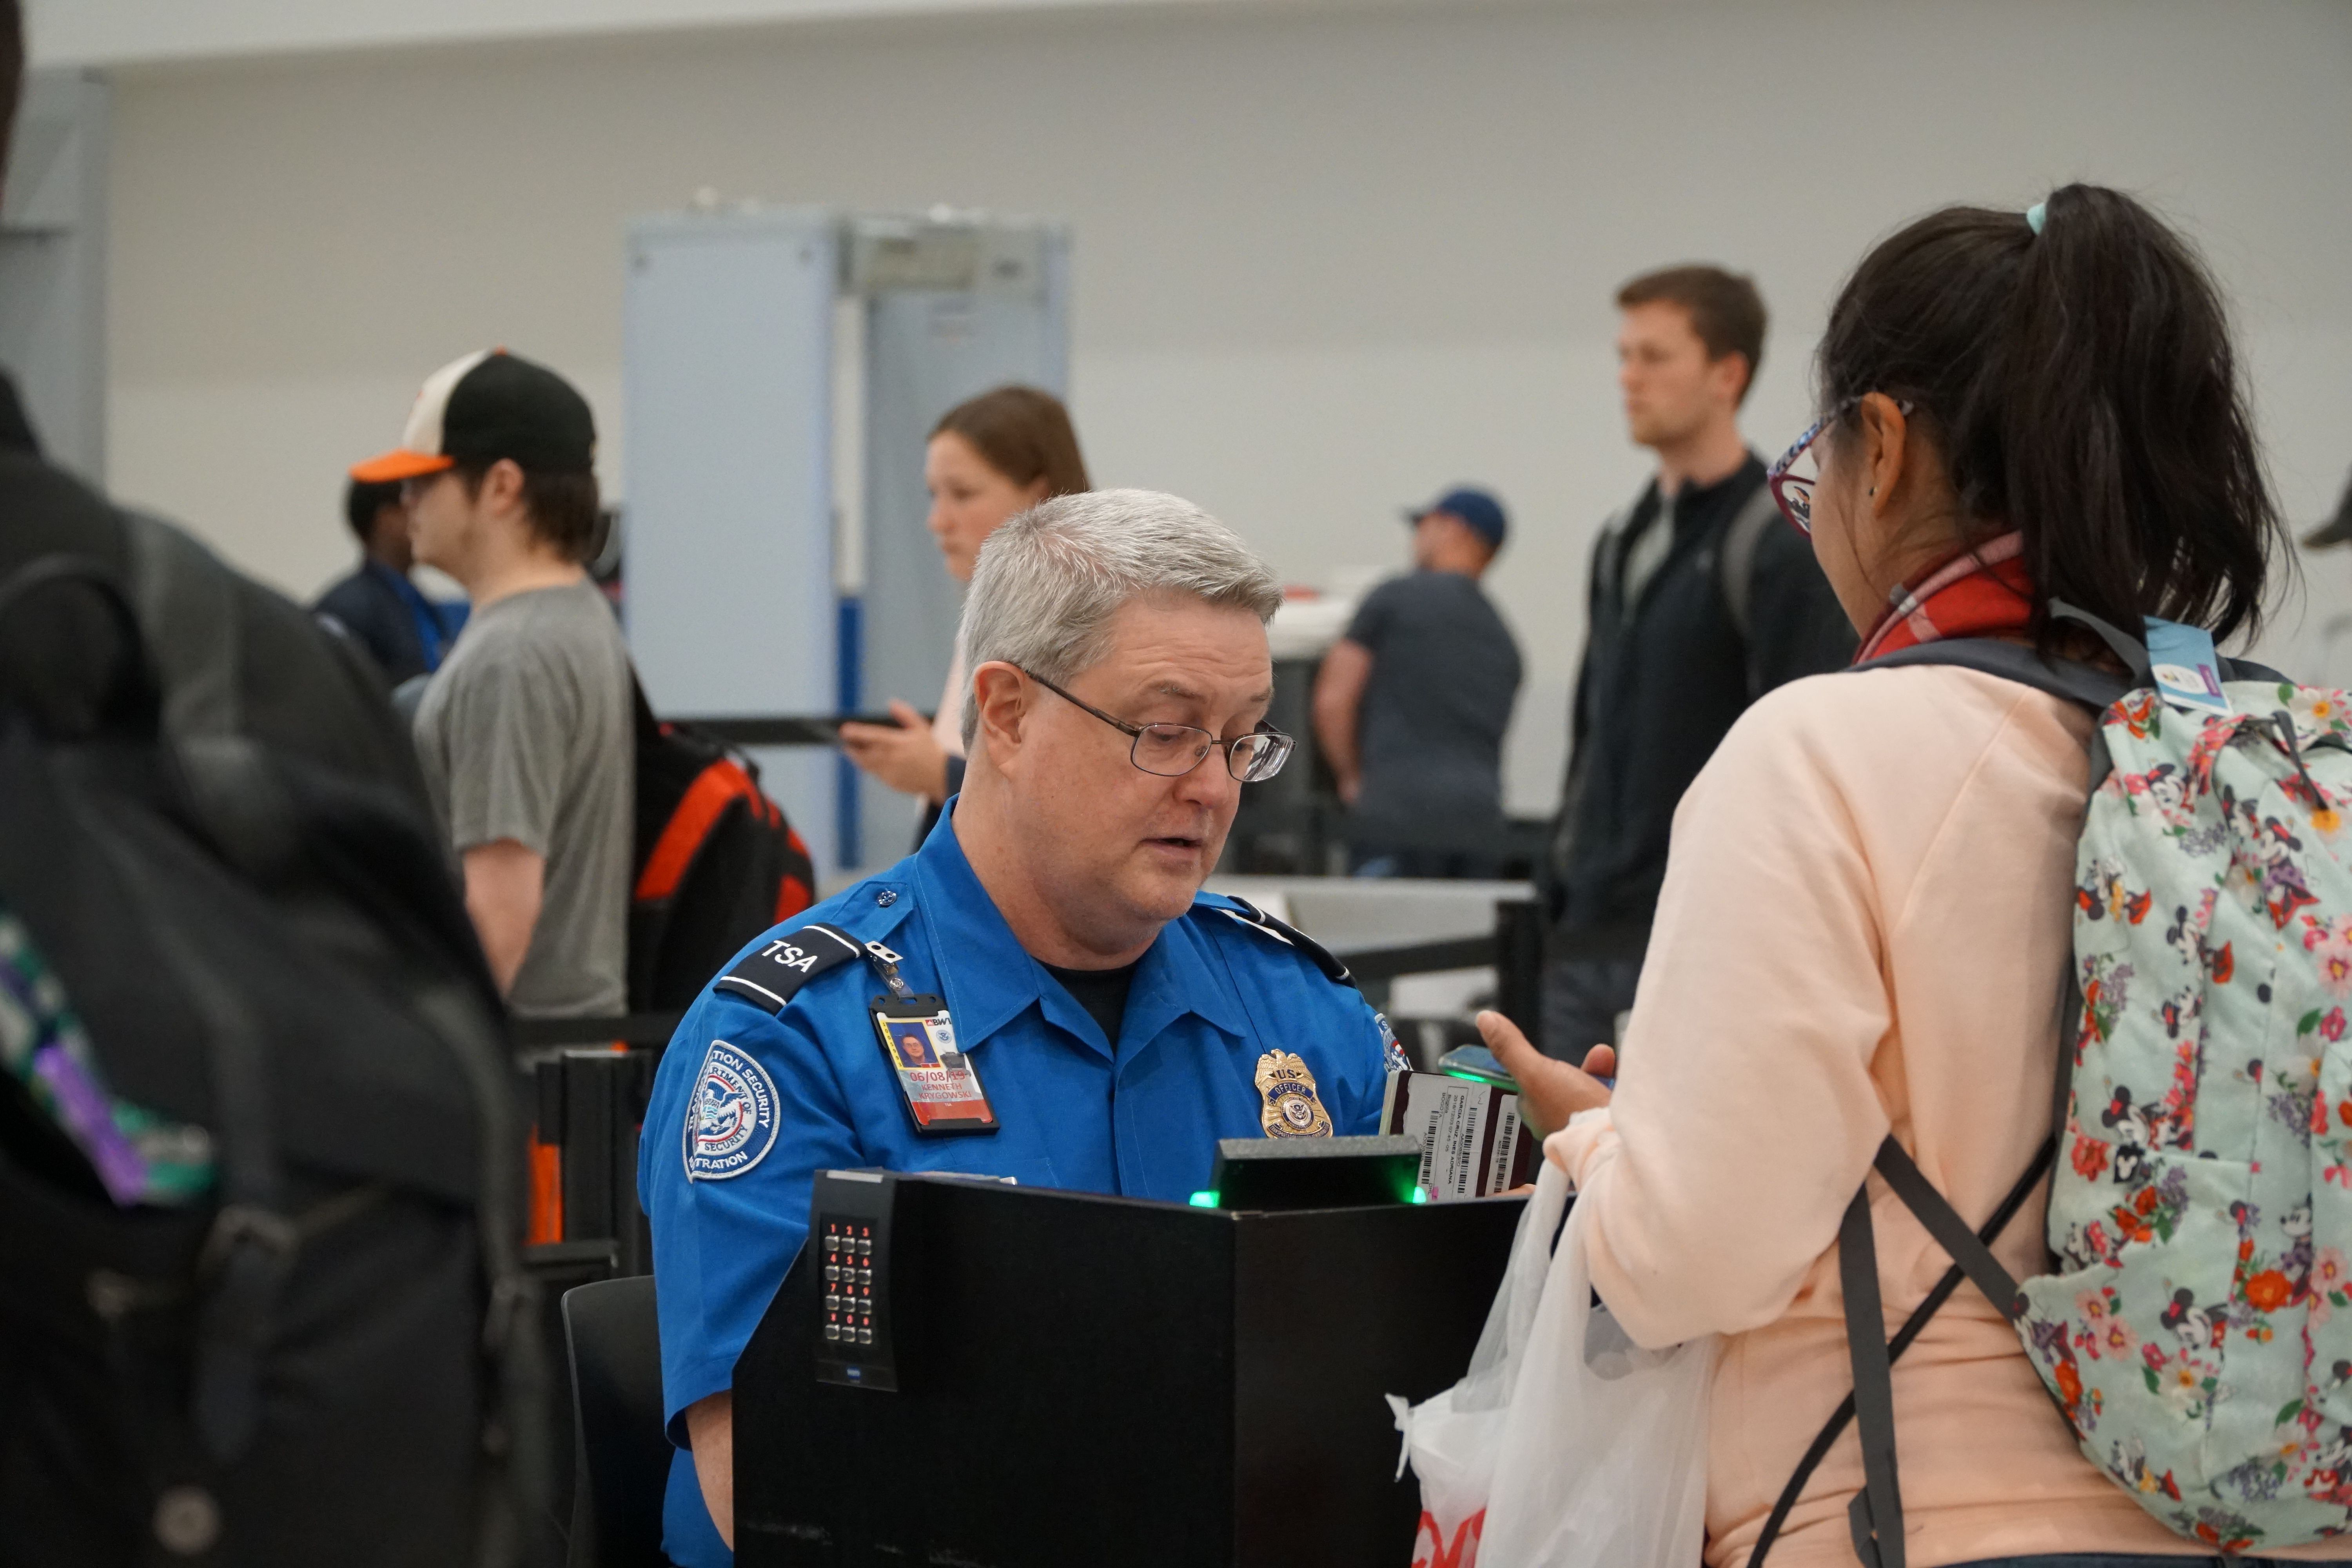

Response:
(870, 996), (999, 1136)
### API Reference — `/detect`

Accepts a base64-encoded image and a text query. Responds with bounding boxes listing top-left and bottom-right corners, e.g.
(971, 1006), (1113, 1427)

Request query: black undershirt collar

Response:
(1039, 958), (1142, 1050)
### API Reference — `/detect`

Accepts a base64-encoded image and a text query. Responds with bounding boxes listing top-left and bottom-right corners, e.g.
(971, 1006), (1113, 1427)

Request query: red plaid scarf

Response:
(1853, 531), (2035, 663)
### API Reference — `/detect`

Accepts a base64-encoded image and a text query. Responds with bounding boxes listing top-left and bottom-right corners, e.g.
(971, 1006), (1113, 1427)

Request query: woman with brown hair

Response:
(838, 385), (1089, 814)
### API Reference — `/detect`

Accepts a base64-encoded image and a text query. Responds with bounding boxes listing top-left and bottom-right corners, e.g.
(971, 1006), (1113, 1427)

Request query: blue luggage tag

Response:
(2145, 617), (2231, 719)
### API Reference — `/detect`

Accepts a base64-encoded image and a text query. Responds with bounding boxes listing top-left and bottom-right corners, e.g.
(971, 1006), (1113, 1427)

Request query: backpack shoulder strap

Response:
(1746, 1135), (2054, 1567)
(120, 512), (310, 879)
(1858, 635), (2137, 1171)
(1587, 488), (1647, 610)
(1836, 1180), (1904, 1567)
(1853, 637), (2132, 715)
(1868, 601), (2281, 695)
(1837, 1138), (2036, 1567)
(630, 664), (666, 751)
(1718, 480), (1782, 646)
(122, 510), (239, 739)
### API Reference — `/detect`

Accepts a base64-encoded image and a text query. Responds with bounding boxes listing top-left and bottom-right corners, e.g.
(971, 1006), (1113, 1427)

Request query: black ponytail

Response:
(1818, 183), (2285, 648)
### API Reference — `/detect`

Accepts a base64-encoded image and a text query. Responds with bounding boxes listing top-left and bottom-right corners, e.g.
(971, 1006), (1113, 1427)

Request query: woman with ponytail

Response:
(1478, 185), (2332, 1566)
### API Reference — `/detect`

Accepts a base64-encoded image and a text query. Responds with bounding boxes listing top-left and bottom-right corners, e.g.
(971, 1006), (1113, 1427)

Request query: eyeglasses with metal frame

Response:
(1015, 666), (1294, 783)
(1767, 394), (1915, 536)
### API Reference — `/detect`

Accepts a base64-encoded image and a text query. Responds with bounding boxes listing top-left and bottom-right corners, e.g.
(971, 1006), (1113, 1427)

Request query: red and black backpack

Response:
(629, 679), (815, 1011)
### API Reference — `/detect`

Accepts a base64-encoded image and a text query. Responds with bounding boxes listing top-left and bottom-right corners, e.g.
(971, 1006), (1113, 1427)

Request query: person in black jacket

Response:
(0, 2), (418, 786)
(1541, 265), (1855, 1062)
(0, 11), (547, 1561)
(313, 474), (465, 686)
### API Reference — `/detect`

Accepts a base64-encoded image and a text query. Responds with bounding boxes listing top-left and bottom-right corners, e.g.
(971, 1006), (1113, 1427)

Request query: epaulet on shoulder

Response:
(713, 922), (867, 1015)
(1194, 894), (1357, 991)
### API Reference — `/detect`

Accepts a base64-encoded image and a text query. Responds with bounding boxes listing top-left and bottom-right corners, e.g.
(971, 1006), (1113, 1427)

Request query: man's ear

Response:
(481, 457), (529, 516)
(968, 661), (1029, 767)
(1710, 351), (1753, 410)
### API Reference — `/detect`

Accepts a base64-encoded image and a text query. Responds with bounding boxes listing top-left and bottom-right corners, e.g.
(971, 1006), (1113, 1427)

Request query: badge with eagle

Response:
(1254, 1049), (1332, 1138)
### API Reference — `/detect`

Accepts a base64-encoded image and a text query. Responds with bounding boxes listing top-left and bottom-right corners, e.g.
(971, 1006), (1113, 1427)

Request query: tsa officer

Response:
(641, 489), (1403, 1566)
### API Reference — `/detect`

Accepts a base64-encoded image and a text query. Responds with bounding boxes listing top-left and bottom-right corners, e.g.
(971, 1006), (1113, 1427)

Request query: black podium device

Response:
(733, 1169), (1523, 1568)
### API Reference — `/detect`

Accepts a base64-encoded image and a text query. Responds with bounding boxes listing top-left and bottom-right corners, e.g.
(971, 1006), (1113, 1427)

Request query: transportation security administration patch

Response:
(684, 1040), (781, 1181)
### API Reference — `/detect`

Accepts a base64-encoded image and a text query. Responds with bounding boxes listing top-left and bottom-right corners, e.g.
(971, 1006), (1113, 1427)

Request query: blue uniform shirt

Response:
(639, 808), (1393, 1566)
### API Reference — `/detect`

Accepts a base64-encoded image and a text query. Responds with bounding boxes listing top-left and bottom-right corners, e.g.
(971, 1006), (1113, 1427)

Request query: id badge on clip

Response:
(871, 996), (999, 1136)
(2146, 616), (2232, 719)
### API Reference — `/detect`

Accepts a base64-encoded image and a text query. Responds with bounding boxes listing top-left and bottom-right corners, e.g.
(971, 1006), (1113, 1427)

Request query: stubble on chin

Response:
(1127, 842), (1221, 922)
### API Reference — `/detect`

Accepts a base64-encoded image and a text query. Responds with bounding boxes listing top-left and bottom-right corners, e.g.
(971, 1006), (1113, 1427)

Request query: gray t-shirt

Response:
(1343, 570), (1523, 848)
(413, 579), (634, 1018)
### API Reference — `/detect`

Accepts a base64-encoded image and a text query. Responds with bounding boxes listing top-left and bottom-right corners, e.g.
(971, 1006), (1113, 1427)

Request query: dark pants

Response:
(1539, 952), (1642, 1065)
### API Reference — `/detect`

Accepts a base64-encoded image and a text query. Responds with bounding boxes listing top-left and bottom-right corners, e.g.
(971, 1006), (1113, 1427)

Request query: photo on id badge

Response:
(871, 1000), (998, 1134)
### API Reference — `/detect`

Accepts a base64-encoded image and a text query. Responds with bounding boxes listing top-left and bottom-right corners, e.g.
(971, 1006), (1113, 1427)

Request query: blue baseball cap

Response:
(1405, 486), (1507, 550)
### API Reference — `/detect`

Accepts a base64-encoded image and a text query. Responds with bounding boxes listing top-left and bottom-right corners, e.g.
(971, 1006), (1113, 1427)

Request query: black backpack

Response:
(0, 519), (547, 1567)
(628, 682), (815, 1011)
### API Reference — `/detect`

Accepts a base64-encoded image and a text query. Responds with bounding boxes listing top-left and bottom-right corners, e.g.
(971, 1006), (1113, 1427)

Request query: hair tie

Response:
(2025, 201), (2048, 236)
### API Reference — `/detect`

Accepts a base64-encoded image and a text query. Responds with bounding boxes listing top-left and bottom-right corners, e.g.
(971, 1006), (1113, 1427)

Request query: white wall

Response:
(29, 0), (1251, 69)
(94, 0), (2352, 815)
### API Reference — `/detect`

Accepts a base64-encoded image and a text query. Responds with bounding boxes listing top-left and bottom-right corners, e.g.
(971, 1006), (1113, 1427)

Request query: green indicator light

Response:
(1188, 1190), (1220, 1209)
(1441, 1068), (1520, 1091)
(1410, 1186), (1430, 1205)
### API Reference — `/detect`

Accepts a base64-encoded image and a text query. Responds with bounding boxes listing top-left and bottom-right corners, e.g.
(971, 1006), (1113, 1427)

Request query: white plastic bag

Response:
(1387, 1161), (1571, 1566)
(1390, 1160), (1717, 1566)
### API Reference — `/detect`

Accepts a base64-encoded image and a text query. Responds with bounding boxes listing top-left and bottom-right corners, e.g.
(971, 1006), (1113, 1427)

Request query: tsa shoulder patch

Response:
(714, 922), (866, 1014)
(683, 1039), (782, 1181)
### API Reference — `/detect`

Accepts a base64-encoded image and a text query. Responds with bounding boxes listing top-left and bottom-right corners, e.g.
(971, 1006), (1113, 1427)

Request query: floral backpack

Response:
(1749, 608), (2352, 1568)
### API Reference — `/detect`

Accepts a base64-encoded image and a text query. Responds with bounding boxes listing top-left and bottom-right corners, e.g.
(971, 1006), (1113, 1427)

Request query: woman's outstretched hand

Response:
(1476, 1009), (1614, 1140)
(838, 699), (951, 802)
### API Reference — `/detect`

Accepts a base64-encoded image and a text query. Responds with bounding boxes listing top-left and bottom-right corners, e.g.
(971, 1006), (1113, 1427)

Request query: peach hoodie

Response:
(1549, 664), (2346, 1566)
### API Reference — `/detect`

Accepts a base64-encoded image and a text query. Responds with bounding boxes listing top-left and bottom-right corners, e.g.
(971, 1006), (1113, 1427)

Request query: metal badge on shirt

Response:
(861, 942), (998, 1137)
(1256, 1049), (1332, 1138)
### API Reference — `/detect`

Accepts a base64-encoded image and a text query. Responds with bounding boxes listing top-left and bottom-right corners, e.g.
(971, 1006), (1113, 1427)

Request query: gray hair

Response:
(960, 488), (1283, 746)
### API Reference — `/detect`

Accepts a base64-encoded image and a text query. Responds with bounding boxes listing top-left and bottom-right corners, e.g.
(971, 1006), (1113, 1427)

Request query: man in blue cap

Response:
(1312, 485), (1523, 877)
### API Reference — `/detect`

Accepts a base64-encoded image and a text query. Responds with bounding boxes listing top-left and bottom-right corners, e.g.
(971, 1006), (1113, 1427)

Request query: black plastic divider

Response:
(518, 1049), (659, 1556)
(528, 1051), (657, 1279)
(513, 1010), (684, 1050)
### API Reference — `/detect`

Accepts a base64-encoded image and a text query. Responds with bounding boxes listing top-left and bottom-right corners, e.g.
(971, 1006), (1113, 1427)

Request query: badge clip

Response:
(860, 941), (918, 1002)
